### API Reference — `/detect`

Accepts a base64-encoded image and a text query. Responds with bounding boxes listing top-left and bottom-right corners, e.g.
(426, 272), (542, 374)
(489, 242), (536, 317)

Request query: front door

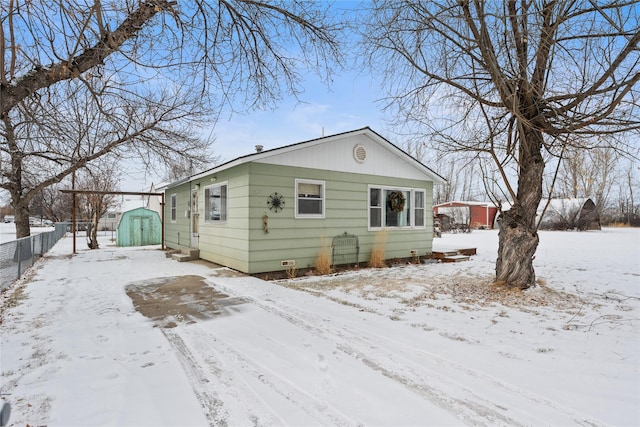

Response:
(191, 189), (199, 248)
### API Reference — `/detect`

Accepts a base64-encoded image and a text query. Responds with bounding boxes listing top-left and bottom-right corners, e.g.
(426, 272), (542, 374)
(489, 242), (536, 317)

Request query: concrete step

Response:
(171, 253), (193, 262)
(170, 248), (200, 262)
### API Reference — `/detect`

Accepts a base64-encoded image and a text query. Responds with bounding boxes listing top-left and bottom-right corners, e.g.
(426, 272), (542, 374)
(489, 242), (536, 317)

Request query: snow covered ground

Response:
(0, 221), (56, 242)
(1, 227), (638, 426)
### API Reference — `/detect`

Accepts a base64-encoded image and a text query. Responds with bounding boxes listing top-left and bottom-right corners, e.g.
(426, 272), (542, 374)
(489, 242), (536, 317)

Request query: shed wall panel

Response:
(116, 207), (162, 247)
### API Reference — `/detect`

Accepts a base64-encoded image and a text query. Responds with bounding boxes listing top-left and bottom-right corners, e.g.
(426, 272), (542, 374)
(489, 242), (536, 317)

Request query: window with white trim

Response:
(369, 188), (383, 227)
(205, 183), (227, 222)
(170, 194), (177, 222)
(368, 186), (427, 229)
(295, 179), (325, 218)
(414, 190), (426, 227)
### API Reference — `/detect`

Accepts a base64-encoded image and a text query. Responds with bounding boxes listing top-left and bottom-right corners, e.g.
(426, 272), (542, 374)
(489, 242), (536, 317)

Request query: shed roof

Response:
(500, 198), (594, 214)
(537, 198), (593, 216)
(434, 201), (497, 208)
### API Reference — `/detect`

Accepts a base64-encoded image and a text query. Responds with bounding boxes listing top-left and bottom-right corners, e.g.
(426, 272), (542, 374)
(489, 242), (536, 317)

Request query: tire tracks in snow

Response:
(189, 322), (356, 426)
(165, 319), (356, 426)
(161, 329), (231, 426)
(207, 278), (607, 427)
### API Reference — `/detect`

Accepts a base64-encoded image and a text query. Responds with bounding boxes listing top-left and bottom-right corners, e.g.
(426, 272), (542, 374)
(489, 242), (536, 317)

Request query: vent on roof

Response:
(353, 144), (367, 163)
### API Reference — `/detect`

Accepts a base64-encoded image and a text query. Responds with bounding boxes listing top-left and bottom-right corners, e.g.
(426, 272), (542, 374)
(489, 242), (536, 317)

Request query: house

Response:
(163, 127), (445, 274)
(116, 207), (162, 246)
(537, 198), (601, 231)
(433, 201), (498, 230)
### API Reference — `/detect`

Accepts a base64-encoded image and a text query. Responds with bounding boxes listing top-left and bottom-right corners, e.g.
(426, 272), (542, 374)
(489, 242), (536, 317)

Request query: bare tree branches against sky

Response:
(1, 1), (347, 236)
(359, 0), (640, 289)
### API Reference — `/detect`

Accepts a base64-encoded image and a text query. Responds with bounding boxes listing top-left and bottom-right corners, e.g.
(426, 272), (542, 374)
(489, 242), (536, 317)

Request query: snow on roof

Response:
(537, 198), (590, 216)
(108, 196), (148, 213)
(434, 201), (497, 208)
(500, 198), (592, 216)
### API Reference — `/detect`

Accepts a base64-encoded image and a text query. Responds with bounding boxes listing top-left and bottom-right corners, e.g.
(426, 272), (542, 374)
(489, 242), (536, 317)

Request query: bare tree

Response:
(362, 1), (639, 289)
(2, 79), (211, 237)
(615, 160), (640, 225)
(1, 1), (342, 238)
(72, 162), (119, 249)
(40, 182), (74, 223)
(555, 146), (618, 216)
(1, 1), (341, 114)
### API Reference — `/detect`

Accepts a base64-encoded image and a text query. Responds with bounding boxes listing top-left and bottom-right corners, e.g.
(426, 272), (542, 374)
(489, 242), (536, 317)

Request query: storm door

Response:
(191, 189), (199, 248)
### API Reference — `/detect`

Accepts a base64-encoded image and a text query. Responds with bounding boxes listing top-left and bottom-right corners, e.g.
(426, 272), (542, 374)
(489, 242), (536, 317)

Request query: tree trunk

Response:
(495, 126), (545, 289)
(87, 209), (100, 249)
(3, 114), (31, 238)
(496, 208), (539, 289)
(14, 203), (31, 239)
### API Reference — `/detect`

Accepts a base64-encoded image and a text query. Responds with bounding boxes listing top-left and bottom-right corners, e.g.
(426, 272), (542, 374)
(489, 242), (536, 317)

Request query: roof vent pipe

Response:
(255, 145), (263, 153)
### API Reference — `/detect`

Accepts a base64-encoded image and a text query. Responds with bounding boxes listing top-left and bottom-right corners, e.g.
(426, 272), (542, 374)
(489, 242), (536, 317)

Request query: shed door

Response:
(130, 216), (151, 246)
(191, 189), (199, 248)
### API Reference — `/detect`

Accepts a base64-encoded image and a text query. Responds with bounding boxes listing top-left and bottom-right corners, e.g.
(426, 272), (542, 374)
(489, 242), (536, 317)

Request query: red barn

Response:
(433, 201), (499, 230)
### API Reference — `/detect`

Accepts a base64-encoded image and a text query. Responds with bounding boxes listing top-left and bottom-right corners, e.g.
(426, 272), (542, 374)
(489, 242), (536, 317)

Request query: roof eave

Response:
(182, 126), (446, 184)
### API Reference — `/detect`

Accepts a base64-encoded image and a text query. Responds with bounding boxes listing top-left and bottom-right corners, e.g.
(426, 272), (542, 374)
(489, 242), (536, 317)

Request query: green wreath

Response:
(388, 191), (406, 212)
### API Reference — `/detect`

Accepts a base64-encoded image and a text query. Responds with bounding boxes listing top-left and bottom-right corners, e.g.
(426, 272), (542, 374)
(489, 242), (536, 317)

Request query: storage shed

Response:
(537, 198), (601, 231)
(116, 207), (162, 247)
(433, 201), (499, 230)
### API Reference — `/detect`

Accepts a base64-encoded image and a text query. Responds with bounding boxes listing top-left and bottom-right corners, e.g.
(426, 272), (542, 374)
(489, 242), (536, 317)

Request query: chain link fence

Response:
(0, 223), (69, 291)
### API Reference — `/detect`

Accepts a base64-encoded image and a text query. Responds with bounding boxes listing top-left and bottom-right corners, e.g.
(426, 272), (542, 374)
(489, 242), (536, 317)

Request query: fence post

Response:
(16, 238), (22, 278)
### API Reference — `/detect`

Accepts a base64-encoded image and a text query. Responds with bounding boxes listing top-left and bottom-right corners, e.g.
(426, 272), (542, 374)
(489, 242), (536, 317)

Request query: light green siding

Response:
(192, 165), (251, 272)
(245, 163), (433, 274)
(165, 162), (435, 274)
(164, 183), (192, 250)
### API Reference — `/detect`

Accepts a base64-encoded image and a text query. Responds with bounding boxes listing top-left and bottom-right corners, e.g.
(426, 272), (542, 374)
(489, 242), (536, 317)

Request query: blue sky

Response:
(119, 1), (391, 191)
(212, 70), (389, 157)
(120, 68), (391, 191)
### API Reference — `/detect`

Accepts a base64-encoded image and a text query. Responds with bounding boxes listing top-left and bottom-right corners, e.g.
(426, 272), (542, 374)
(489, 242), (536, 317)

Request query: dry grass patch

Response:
(314, 237), (333, 275)
(275, 265), (591, 315)
(369, 230), (387, 268)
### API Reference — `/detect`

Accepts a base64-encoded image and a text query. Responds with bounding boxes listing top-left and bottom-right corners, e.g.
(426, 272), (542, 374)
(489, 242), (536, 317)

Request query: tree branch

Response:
(0, 0), (176, 116)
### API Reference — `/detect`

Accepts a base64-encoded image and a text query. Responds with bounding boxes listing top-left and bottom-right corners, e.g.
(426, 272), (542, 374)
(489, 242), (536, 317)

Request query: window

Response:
(205, 183), (227, 222)
(370, 188), (382, 227)
(170, 194), (177, 222)
(368, 186), (426, 230)
(414, 190), (425, 227)
(296, 179), (325, 218)
(384, 189), (411, 227)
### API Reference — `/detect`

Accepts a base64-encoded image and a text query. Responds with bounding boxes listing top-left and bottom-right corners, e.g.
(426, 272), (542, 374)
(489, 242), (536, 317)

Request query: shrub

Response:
(369, 230), (387, 268)
(286, 264), (298, 279)
(315, 238), (333, 275)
